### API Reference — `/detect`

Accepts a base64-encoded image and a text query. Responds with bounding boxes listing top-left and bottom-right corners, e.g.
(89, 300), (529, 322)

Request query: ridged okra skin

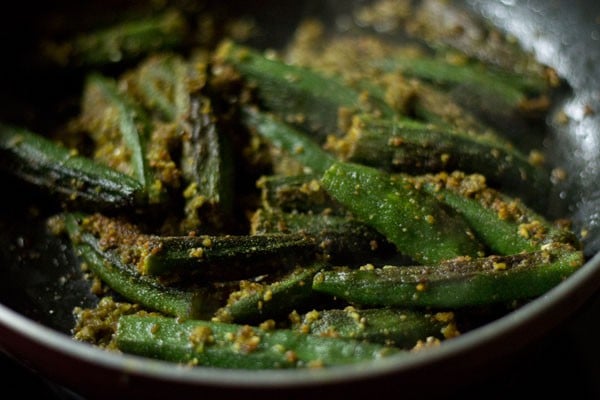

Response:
(215, 40), (394, 140)
(0, 123), (145, 211)
(321, 161), (484, 264)
(242, 107), (337, 176)
(214, 264), (326, 324)
(329, 114), (550, 206)
(81, 73), (167, 205)
(250, 209), (399, 265)
(312, 242), (583, 309)
(139, 233), (322, 280)
(292, 308), (458, 348)
(180, 96), (236, 233)
(412, 171), (580, 255)
(115, 314), (401, 369)
(64, 213), (222, 319)
(46, 9), (189, 68)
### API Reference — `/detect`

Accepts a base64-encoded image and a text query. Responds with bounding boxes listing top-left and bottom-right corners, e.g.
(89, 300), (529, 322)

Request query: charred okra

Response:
(64, 213), (222, 319)
(312, 243), (583, 309)
(180, 96), (236, 233)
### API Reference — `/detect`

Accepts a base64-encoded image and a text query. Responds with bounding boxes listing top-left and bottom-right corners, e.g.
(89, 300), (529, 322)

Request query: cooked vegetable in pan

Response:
(0, 0), (585, 369)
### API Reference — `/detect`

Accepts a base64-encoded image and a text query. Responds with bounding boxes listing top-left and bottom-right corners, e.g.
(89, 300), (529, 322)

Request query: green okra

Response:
(115, 314), (401, 369)
(216, 40), (395, 140)
(132, 53), (191, 123)
(71, 212), (320, 281)
(256, 173), (344, 215)
(292, 308), (458, 348)
(312, 242), (584, 309)
(329, 114), (550, 205)
(374, 54), (551, 131)
(373, 50), (549, 110)
(214, 263), (326, 324)
(321, 161), (484, 264)
(281, 31), (504, 137)
(71, 211), (393, 282)
(180, 95), (235, 233)
(81, 74), (166, 204)
(64, 213), (221, 319)
(241, 107), (338, 176)
(138, 232), (321, 281)
(47, 9), (189, 68)
(412, 171), (579, 255)
(0, 123), (145, 210)
(250, 209), (399, 265)
(406, 0), (554, 83)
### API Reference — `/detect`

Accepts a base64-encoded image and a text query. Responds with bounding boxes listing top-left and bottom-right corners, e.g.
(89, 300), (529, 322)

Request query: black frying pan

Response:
(0, 1), (599, 398)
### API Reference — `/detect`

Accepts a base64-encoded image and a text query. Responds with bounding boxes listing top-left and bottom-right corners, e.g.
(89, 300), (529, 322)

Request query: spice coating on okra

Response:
(2, 0), (586, 371)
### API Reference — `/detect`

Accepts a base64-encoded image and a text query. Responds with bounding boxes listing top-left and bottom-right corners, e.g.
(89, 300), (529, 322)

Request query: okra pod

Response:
(46, 9), (189, 68)
(321, 161), (484, 264)
(80, 74), (166, 204)
(412, 171), (579, 255)
(215, 40), (395, 140)
(256, 173), (343, 215)
(64, 213), (221, 319)
(213, 263), (326, 324)
(130, 53), (192, 123)
(405, 0), (555, 83)
(72, 212), (318, 281)
(328, 114), (550, 205)
(180, 96), (235, 233)
(312, 243), (584, 309)
(115, 314), (401, 369)
(250, 209), (399, 265)
(241, 108), (337, 176)
(292, 308), (458, 348)
(0, 123), (144, 210)
(138, 233), (321, 281)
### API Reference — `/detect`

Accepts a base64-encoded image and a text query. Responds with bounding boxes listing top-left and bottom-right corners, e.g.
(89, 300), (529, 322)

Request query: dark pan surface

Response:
(0, 0), (599, 398)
